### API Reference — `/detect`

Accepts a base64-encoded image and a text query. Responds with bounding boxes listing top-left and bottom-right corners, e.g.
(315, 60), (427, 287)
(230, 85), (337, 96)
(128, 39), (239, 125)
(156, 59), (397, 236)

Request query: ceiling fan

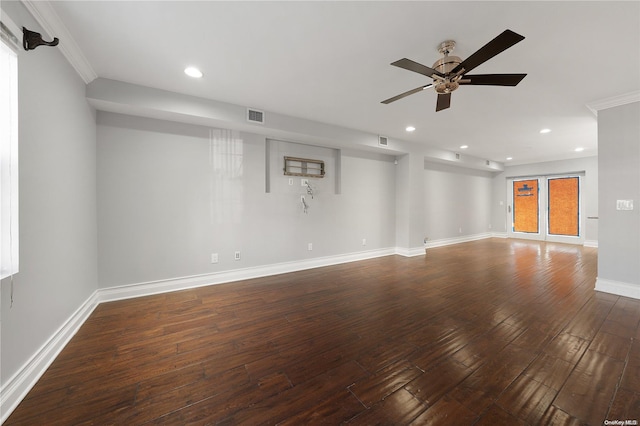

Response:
(382, 29), (527, 112)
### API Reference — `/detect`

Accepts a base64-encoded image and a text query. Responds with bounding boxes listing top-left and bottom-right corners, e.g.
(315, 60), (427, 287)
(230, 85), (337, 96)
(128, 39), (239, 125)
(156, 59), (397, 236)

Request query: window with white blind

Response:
(1, 18), (20, 280)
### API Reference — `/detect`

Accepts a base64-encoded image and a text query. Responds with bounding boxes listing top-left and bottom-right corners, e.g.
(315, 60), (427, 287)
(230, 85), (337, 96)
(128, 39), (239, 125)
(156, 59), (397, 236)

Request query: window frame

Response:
(1, 13), (21, 280)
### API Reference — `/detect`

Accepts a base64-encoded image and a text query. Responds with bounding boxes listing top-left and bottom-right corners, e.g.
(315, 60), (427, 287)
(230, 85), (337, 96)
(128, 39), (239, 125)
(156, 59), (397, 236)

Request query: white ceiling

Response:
(49, 1), (640, 165)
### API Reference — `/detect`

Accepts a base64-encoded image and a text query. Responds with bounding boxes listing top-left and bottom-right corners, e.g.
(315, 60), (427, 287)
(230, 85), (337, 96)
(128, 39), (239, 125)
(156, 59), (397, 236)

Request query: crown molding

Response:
(586, 90), (640, 117)
(21, 0), (97, 84)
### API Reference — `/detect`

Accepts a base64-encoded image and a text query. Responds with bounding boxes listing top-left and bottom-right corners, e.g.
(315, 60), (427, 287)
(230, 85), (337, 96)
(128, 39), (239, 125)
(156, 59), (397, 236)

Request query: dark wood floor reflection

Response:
(7, 239), (640, 425)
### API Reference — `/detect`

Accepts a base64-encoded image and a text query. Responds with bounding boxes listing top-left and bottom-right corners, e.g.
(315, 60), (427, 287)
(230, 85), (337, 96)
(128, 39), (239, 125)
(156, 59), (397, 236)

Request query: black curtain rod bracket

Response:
(23, 27), (59, 51)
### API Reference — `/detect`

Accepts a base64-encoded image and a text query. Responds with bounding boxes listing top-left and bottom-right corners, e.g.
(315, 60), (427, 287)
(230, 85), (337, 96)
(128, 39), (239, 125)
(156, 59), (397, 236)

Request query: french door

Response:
(507, 174), (583, 244)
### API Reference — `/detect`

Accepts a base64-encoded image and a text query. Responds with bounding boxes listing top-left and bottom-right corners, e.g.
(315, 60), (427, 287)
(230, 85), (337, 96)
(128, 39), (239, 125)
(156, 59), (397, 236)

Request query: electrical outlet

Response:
(459, 227), (462, 234)
(308, 243), (313, 251)
(211, 253), (218, 264)
(288, 178), (293, 185)
(362, 238), (366, 246)
(234, 251), (241, 260)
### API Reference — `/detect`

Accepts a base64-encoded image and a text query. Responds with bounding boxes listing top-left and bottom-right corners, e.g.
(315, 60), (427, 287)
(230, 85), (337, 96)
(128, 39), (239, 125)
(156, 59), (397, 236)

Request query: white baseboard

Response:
(98, 247), (397, 303)
(395, 246), (426, 257)
(424, 233), (493, 249)
(491, 232), (508, 239)
(595, 278), (640, 300)
(1, 292), (100, 424)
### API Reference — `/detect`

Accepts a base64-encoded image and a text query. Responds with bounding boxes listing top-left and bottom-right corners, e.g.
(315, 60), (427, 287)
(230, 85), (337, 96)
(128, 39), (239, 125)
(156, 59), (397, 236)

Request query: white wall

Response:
(491, 156), (598, 243)
(0, 1), (98, 386)
(96, 109), (508, 287)
(97, 112), (396, 288)
(424, 162), (494, 242)
(596, 102), (640, 295)
(87, 77), (506, 256)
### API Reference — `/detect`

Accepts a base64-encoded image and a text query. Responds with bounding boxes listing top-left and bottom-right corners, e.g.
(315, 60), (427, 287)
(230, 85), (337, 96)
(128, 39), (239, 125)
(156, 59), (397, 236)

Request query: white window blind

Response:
(1, 33), (19, 280)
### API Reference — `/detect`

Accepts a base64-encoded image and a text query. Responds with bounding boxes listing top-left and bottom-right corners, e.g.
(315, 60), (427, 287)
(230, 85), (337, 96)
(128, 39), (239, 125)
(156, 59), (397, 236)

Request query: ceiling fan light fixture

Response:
(184, 66), (203, 78)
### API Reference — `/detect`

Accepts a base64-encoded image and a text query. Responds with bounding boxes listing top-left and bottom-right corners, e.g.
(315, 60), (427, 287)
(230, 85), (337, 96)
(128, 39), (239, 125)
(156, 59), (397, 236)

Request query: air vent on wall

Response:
(247, 108), (264, 124)
(378, 135), (388, 147)
(455, 153), (461, 160)
(486, 160), (491, 166)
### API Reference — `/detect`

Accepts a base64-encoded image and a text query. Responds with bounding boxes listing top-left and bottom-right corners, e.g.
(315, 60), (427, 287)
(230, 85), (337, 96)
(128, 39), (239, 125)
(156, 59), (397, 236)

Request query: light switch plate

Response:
(616, 200), (634, 210)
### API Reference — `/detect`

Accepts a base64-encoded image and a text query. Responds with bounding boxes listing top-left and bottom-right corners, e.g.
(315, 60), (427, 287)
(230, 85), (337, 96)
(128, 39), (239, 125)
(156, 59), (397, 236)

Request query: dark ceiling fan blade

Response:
(459, 73), (527, 86)
(436, 93), (451, 111)
(391, 58), (443, 78)
(451, 30), (525, 75)
(381, 84), (433, 104)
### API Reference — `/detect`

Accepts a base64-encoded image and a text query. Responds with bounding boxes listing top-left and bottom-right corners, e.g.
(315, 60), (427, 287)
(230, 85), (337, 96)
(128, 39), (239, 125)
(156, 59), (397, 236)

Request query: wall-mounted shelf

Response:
(283, 156), (325, 178)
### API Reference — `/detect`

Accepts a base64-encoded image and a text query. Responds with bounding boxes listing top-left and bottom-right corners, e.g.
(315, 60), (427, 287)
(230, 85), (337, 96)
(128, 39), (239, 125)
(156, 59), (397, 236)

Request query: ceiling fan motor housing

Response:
(432, 55), (462, 74)
(434, 40), (461, 72)
(433, 54), (462, 94)
(432, 40), (462, 94)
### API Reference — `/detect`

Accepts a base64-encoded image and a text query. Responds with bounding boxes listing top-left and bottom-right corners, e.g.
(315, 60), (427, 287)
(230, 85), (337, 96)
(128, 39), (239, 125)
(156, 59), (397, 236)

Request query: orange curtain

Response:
(513, 180), (538, 233)
(548, 177), (579, 236)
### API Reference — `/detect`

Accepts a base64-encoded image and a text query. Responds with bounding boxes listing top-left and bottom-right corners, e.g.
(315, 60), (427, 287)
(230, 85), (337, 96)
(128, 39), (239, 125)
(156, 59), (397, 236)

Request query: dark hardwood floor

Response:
(6, 238), (640, 425)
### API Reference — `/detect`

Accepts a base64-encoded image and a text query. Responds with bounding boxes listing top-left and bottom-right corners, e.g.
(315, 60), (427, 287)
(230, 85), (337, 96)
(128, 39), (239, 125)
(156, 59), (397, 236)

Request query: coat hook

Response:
(23, 27), (59, 51)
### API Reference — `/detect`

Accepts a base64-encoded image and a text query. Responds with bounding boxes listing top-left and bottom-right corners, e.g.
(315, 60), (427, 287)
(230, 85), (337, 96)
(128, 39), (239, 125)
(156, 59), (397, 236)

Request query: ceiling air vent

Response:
(247, 108), (264, 124)
(378, 135), (388, 147)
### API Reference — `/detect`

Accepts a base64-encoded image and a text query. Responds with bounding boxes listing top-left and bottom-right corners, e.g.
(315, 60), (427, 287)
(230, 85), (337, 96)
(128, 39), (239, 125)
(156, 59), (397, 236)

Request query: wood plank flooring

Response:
(6, 238), (640, 425)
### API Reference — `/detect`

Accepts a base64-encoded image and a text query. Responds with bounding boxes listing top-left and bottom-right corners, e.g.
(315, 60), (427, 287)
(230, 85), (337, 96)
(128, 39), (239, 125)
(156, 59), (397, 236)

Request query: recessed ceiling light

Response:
(539, 128), (551, 134)
(460, 145), (469, 149)
(405, 126), (416, 132)
(184, 67), (203, 78)
(506, 157), (513, 161)
(575, 147), (584, 152)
